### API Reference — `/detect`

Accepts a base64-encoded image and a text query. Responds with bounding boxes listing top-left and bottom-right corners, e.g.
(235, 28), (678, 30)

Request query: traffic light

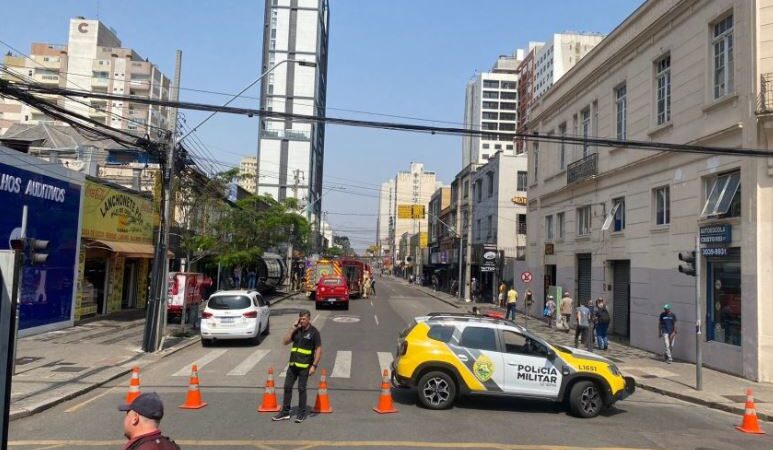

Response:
(26, 238), (49, 265)
(678, 251), (696, 276)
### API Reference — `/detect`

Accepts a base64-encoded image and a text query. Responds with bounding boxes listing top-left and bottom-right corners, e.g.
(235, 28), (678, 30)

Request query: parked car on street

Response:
(315, 275), (349, 310)
(200, 290), (270, 346)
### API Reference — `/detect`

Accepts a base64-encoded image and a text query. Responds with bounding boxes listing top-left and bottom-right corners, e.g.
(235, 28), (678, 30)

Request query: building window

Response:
(482, 101), (498, 109)
(557, 212), (565, 239)
(701, 171), (740, 218)
(712, 14), (734, 99)
(486, 172), (494, 197)
(517, 171), (528, 191)
(533, 142), (539, 180)
(500, 113), (516, 121)
(482, 143), (490, 149)
(476, 180), (482, 202)
(481, 153), (489, 160)
(500, 92), (517, 100)
(500, 102), (516, 110)
(612, 197), (625, 231)
(656, 55), (671, 125)
(476, 219), (481, 239)
(616, 84), (627, 140)
(545, 215), (554, 241)
(501, 81), (516, 90)
(482, 112), (498, 120)
(483, 80), (499, 89)
(506, 144), (513, 150)
(499, 123), (515, 131)
(577, 206), (591, 236)
(517, 214), (527, 235)
(581, 107), (591, 157)
(482, 122), (498, 131)
(654, 186), (670, 225)
(487, 215), (493, 238)
(559, 123), (566, 170)
(494, 144), (501, 150)
(463, 180), (469, 199)
(483, 91), (498, 99)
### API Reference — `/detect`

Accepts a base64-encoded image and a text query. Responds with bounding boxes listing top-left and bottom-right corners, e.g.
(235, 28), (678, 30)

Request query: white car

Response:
(200, 290), (270, 346)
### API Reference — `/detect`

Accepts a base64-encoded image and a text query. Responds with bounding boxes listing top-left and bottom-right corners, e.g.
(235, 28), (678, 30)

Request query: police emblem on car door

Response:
(500, 329), (561, 397)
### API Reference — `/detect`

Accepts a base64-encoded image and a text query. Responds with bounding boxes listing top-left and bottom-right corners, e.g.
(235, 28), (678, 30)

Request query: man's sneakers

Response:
(294, 410), (307, 423)
(272, 410), (291, 421)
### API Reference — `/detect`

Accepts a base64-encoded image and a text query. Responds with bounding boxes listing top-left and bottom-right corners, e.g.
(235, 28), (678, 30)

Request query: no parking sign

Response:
(521, 271), (533, 283)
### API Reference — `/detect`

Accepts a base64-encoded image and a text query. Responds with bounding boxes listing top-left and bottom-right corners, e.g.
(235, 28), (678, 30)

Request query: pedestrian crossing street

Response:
(167, 348), (394, 380)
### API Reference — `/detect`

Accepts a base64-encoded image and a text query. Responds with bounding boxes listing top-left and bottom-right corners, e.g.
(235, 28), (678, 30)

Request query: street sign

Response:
(397, 204), (425, 219)
(699, 224), (731, 244)
(521, 271), (533, 283)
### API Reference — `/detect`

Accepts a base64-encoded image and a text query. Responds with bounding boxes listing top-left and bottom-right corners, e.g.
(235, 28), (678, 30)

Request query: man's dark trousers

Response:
(282, 365), (309, 413)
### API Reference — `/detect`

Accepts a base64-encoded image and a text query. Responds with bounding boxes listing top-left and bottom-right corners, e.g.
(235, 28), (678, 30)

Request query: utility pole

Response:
(695, 235), (703, 391)
(144, 49), (182, 352)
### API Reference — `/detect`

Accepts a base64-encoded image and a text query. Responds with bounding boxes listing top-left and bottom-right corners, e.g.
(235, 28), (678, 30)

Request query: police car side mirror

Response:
(547, 350), (557, 361)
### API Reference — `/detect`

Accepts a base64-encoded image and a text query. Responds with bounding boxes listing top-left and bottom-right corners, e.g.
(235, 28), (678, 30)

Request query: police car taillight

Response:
(400, 341), (408, 355)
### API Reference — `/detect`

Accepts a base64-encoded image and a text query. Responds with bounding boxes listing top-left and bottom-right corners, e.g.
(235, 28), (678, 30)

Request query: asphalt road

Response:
(8, 278), (772, 450)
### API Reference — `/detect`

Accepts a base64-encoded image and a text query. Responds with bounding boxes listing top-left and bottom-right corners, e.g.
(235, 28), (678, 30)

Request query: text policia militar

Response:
(515, 364), (559, 384)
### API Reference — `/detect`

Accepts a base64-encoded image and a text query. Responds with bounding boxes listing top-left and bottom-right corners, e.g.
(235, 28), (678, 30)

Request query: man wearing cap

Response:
(659, 304), (677, 363)
(119, 392), (179, 450)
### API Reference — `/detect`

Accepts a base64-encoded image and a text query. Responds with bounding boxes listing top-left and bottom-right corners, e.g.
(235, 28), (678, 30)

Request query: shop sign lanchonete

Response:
(82, 180), (158, 244)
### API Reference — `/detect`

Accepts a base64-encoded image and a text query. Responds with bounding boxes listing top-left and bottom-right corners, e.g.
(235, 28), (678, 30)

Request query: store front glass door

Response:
(706, 248), (741, 346)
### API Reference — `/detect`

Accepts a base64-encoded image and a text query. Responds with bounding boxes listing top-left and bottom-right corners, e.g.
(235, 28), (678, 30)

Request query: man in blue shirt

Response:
(659, 304), (677, 364)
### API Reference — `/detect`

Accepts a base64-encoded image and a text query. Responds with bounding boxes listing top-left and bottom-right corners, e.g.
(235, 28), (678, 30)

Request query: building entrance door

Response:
(611, 260), (630, 338)
(576, 254), (592, 307)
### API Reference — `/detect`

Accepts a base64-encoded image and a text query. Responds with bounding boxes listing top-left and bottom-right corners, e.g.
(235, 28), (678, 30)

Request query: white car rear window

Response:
(208, 295), (251, 310)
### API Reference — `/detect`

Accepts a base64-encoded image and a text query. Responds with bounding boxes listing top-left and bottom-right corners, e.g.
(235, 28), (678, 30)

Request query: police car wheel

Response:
(417, 371), (456, 410)
(569, 380), (604, 418)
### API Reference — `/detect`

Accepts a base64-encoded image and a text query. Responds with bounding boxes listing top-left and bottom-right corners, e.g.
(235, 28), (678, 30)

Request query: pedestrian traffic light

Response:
(678, 251), (696, 276)
(26, 238), (49, 265)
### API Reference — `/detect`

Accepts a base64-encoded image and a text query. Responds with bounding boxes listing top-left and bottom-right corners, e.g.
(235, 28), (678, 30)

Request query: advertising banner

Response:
(82, 180), (157, 244)
(0, 162), (82, 330)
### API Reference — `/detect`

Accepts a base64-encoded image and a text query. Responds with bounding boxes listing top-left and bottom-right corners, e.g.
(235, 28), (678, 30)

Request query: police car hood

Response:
(556, 345), (614, 364)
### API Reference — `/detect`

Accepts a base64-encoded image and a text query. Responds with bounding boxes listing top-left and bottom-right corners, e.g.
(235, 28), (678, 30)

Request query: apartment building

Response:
(376, 179), (396, 257)
(462, 53), (523, 166)
(239, 156), (258, 193)
(390, 162), (440, 262)
(525, 0), (773, 382)
(256, 0), (330, 239)
(515, 43), (543, 153)
(0, 18), (172, 137)
(533, 32), (605, 100)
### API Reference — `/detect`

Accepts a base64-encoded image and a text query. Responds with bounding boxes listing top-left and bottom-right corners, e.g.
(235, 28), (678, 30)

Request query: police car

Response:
(391, 312), (635, 418)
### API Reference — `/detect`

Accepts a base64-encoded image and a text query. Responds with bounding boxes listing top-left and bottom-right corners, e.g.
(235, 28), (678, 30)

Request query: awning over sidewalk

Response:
(85, 239), (170, 259)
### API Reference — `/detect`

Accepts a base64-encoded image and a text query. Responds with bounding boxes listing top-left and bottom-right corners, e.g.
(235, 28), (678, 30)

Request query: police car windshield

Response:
(208, 295), (251, 310)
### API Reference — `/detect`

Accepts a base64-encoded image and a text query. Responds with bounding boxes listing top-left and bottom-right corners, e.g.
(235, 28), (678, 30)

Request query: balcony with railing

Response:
(757, 73), (773, 115)
(566, 152), (598, 184)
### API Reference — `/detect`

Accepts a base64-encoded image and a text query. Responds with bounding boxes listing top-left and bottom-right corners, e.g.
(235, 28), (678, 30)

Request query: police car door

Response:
(449, 325), (506, 393)
(500, 329), (561, 398)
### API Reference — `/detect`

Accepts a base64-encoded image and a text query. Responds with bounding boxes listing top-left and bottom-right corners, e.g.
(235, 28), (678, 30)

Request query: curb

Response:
(635, 382), (773, 423)
(9, 334), (200, 421)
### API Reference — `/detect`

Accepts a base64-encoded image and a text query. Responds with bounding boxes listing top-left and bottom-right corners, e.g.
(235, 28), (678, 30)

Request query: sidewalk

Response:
(395, 277), (773, 422)
(10, 289), (296, 420)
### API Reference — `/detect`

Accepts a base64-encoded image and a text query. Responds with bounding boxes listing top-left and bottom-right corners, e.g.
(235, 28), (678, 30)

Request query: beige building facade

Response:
(525, 0), (773, 382)
(239, 156), (258, 193)
(391, 162), (440, 262)
(0, 18), (172, 137)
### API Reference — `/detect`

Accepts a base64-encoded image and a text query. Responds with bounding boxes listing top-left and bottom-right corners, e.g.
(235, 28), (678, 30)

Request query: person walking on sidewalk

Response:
(559, 292), (573, 332)
(575, 300), (593, 352)
(119, 392), (180, 450)
(274, 310), (322, 423)
(498, 282), (507, 307)
(505, 287), (518, 321)
(594, 298), (610, 350)
(659, 304), (677, 364)
(544, 295), (557, 328)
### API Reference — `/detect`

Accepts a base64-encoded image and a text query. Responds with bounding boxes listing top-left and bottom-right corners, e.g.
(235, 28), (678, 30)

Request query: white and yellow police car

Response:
(392, 312), (635, 418)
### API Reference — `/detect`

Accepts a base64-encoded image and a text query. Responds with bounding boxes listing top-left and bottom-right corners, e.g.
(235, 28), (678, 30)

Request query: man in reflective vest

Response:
(273, 310), (322, 423)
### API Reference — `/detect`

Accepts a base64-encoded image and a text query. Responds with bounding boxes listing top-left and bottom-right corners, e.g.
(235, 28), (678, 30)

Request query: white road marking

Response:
(312, 314), (320, 323)
(374, 315), (380, 326)
(330, 350), (352, 378)
(377, 352), (393, 376)
(370, 300), (373, 307)
(227, 349), (270, 376)
(65, 385), (119, 413)
(173, 349), (228, 376)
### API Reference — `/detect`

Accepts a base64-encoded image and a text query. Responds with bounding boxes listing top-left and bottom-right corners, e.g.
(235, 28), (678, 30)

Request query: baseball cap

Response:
(118, 392), (164, 420)
(664, 304), (672, 310)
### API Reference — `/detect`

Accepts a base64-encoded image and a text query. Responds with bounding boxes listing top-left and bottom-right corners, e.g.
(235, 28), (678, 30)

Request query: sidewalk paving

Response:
(9, 289), (296, 420)
(395, 277), (773, 422)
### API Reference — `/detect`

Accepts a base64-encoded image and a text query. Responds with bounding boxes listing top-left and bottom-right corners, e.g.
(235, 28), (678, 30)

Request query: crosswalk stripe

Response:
(377, 352), (393, 376)
(173, 349), (228, 376)
(330, 350), (352, 378)
(227, 349), (271, 376)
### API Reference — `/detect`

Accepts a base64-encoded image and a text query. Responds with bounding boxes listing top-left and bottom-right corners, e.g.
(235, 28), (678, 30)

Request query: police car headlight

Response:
(608, 364), (621, 376)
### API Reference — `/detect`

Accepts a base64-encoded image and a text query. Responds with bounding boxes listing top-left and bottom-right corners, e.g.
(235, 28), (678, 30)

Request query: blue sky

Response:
(3, 0), (642, 250)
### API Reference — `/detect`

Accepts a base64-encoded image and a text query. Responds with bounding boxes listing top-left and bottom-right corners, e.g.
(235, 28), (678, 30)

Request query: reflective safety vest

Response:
(289, 327), (318, 369)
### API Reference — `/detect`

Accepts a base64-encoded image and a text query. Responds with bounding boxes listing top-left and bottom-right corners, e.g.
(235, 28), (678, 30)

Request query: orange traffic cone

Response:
(373, 369), (398, 414)
(736, 389), (765, 434)
(258, 368), (281, 412)
(125, 367), (141, 404)
(179, 364), (207, 409)
(312, 369), (333, 413)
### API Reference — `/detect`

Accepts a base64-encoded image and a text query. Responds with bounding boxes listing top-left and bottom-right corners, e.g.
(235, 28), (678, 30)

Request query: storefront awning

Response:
(86, 239), (170, 259)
